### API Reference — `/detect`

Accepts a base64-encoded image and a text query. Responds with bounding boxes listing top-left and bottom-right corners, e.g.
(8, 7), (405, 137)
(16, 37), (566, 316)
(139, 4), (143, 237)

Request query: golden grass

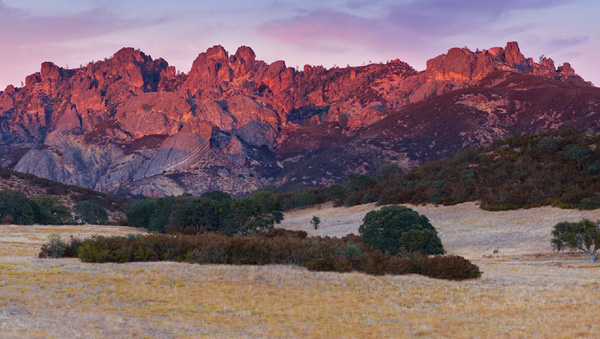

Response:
(280, 201), (600, 259)
(0, 224), (146, 257)
(1, 204), (600, 337)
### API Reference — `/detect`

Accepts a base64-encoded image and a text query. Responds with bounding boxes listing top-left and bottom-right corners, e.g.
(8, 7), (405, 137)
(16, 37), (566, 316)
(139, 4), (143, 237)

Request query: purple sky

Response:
(0, 0), (598, 89)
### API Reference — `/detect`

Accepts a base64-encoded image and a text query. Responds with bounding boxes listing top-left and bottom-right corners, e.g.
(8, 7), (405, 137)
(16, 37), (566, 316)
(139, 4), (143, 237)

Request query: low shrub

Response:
(41, 231), (480, 280)
(39, 234), (67, 258)
(39, 235), (83, 258)
(411, 254), (482, 280)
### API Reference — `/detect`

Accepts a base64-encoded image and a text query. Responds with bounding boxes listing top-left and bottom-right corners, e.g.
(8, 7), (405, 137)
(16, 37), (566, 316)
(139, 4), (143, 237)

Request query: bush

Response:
(40, 231), (479, 280)
(259, 228), (308, 239)
(39, 234), (67, 258)
(411, 254), (482, 280)
(359, 206), (444, 255)
(376, 163), (403, 181)
(126, 192), (284, 236)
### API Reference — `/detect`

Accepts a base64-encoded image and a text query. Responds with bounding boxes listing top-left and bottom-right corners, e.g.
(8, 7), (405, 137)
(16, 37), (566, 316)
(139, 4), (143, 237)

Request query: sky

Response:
(0, 0), (598, 89)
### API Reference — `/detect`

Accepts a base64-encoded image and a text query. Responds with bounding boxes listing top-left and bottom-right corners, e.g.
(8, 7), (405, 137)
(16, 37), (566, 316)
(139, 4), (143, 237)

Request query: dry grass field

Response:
(280, 201), (600, 259)
(2, 203), (600, 338)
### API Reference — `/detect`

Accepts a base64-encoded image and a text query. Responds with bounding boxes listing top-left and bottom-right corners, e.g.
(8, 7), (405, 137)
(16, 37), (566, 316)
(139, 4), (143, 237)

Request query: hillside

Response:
(0, 41), (598, 196)
(0, 167), (131, 222)
(340, 128), (600, 211)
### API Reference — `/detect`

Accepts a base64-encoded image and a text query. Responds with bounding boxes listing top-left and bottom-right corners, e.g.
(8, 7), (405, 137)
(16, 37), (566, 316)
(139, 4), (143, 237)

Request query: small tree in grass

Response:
(310, 216), (321, 230)
(551, 219), (600, 263)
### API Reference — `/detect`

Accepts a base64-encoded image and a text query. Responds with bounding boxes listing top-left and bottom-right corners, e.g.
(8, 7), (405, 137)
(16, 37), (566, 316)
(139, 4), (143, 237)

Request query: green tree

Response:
(359, 206), (444, 255)
(552, 219), (600, 263)
(201, 190), (232, 202)
(250, 191), (279, 213)
(324, 184), (347, 202)
(172, 196), (228, 232)
(376, 163), (403, 181)
(33, 195), (73, 224)
(560, 144), (590, 169)
(126, 197), (175, 232)
(291, 192), (317, 208)
(229, 197), (283, 235)
(0, 190), (36, 225)
(75, 200), (108, 224)
(310, 216), (321, 230)
(397, 229), (444, 254)
(345, 174), (375, 193)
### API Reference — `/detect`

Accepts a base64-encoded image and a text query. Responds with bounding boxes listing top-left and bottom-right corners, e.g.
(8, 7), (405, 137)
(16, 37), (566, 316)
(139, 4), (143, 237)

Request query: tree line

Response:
(0, 190), (109, 225)
(126, 190), (283, 235)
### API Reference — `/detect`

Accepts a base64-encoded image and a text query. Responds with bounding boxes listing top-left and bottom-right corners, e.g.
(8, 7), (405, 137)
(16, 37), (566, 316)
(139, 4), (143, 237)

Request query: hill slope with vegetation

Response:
(366, 128), (600, 210)
(278, 128), (600, 212)
(0, 167), (131, 224)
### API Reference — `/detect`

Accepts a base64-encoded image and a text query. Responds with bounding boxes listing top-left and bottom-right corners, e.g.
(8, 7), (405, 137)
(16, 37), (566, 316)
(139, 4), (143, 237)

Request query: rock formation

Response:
(0, 42), (597, 196)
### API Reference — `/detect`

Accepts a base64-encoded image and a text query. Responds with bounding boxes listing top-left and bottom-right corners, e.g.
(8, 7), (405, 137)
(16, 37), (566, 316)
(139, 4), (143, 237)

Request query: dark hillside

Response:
(342, 128), (600, 210)
(0, 167), (131, 222)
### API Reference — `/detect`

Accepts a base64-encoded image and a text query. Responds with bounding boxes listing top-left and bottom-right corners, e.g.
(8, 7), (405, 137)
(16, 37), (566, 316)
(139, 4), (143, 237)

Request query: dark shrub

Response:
(126, 199), (157, 228)
(260, 228), (308, 239)
(361, 192), (376, 204)
(306, 256), (353, 273)
(376, 163), (403, 181)
(41, 231), (480, 280)
(414, 254), (482, 280)
(356, 250), (386, 275)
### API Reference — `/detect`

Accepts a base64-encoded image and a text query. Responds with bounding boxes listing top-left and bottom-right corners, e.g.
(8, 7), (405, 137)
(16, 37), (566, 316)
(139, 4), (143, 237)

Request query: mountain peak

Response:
(425, 41), (589, 86)
(113, 47), (149, 63)
(205, 45), (229, 61)
(234, 46), (256, 64)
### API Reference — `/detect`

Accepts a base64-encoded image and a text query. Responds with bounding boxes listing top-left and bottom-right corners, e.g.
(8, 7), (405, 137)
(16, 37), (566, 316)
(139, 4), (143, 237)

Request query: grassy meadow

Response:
(2, 203), (600, 337)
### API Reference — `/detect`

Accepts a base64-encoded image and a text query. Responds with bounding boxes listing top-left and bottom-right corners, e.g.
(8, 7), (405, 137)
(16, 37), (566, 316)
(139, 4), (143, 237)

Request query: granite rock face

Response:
(0, 42), (597, 196)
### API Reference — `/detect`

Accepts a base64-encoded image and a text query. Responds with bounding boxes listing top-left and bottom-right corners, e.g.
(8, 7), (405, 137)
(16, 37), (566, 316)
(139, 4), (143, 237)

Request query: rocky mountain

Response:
(0, 42), (598, 196)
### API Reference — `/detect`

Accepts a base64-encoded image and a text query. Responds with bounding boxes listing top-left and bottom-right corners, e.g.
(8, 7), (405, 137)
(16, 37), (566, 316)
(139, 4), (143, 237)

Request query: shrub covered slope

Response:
(285, 128), (600, 211)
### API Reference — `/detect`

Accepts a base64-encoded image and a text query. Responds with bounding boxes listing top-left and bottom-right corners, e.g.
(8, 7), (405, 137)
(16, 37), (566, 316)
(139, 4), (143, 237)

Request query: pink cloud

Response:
(0, 1), (164, 46)
(259, 0), (569, 52)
